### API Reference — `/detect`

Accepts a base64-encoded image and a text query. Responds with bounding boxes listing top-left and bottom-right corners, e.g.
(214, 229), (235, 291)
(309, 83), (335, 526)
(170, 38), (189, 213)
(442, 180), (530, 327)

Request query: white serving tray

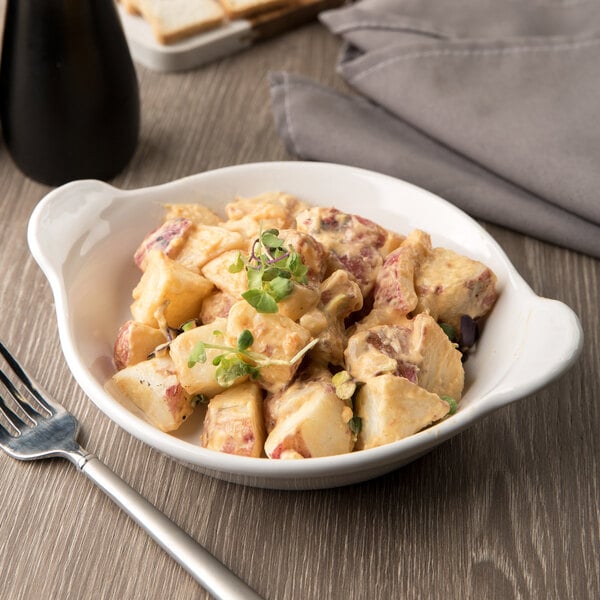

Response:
(117, 0), (344, 72)
(117, 4), (253, 72)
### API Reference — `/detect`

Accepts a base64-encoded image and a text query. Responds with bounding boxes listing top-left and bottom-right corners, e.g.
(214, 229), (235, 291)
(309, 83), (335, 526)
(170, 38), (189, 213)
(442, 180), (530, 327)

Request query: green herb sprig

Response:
(188, 329), (318, 388)
(229, 228), (309, 313)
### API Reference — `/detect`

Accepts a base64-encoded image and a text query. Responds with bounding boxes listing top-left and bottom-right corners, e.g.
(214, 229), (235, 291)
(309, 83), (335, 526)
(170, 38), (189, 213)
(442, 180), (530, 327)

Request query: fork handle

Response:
(78, 455), (264, 600)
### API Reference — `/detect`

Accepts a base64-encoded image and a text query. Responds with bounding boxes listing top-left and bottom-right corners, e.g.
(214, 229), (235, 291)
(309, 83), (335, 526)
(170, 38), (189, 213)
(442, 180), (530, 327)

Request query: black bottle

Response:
(0, 0), (140, 186)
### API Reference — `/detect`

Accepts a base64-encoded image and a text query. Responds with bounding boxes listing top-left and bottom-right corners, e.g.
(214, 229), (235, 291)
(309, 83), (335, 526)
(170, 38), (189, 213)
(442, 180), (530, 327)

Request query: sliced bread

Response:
(120, 0), (142, 16)
(136, 0), (226, 44)
(218, 0), (293, 20)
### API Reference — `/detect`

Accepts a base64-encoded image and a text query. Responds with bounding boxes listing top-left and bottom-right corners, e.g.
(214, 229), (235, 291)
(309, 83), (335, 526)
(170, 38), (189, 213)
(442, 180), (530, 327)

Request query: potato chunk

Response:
(131, 249), (214, 329)
(345, 313), (464, 400)
(319, 269), (363, 320)
(263, 366), (332, 432)
(295, 206), (402, 296)
(298, 270), (363, 366)
(113, 320), (167, 370)
(175, 225), (247, 273)
(354, 374), (450, 450)
(277, 229), (328, 285)
(373, 229), (431, 313)
(163, 203), (222, 226)
(411, 313), (465, 400)
(414, 247), (498, 331)
(225, 301), (312, 394)
(223, 192), (308, 238)
(299, 308), (345, 366)
(352, 307), (412, 333)
(201, 382), (265, 457)
(110, 356), (194, 432)
(264, 374), (354, 459)
(133, 217), (193, 270)
(277, 283), (320, 322)
(200, 290), (236, 323)
(373, 229), (498, 333)
(169, 318), (240, 397)
(201, 249), (248, 297)
(345, 324), (417, 382)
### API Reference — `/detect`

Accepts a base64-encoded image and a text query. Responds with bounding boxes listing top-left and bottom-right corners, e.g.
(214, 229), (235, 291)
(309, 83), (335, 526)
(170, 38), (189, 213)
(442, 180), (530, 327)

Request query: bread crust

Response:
(219, 0), (293, 20)
(136, 0), (226, 45)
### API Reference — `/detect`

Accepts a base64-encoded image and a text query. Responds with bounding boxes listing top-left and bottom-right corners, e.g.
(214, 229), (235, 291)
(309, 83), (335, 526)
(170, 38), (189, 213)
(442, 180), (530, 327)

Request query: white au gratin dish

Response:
(27, 162), (583, 490)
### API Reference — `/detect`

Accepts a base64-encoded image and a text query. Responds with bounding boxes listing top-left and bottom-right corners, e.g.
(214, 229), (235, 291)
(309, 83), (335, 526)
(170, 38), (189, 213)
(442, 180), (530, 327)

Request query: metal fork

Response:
(0, 341), (263, 600)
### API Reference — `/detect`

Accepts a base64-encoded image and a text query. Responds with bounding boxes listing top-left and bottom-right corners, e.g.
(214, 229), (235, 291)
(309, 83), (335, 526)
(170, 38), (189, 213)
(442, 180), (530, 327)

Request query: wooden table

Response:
(0, 12), (598, 600)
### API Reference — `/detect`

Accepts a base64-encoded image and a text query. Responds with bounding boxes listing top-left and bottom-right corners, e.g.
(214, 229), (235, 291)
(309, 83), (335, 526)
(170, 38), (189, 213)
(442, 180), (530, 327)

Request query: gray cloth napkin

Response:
(269, 0), (600, 257)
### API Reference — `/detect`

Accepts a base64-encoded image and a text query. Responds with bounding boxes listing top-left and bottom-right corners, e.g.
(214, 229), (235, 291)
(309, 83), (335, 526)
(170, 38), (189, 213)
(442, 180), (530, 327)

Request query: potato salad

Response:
(110, 192), (498, 459)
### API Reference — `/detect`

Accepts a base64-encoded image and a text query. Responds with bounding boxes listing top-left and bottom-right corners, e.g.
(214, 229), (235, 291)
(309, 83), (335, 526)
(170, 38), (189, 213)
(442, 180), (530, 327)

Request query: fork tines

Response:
(0, 341), (52, 435)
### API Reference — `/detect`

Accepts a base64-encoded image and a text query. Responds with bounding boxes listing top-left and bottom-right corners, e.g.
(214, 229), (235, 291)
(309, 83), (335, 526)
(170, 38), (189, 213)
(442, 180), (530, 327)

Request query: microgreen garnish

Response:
(187, 330), (318, 387)
(213, 356), (260, 388)
(181, 319), (197, 332)
(241, 289), (279, 314)
(231, 228), (309, 313)
(228, 252), (245, 273)
(188, 342), (207, 367)
(237, 329), (254, 351)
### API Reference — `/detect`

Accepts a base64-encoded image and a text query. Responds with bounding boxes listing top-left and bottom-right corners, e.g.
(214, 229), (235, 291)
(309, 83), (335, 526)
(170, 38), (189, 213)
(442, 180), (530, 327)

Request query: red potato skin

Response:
(212, 431), (256, 457)
(164, 383), (188, 415)
(414, 249), (499, 330)
(296, 207), (392, 295)
(269, 435), (312, 459)
(113, 321), (134, 370)
(318, 212), (386, 290)
(364, 328), (419, 382)
(113, 320), (166, 371)
(373, 249), (416, 313)
(465, 269), (498, 315)
(200, 291), (236, 323)
(336, 248), (382, 296)
(278, 229), (328, 286)
(133, 217), (193, 270)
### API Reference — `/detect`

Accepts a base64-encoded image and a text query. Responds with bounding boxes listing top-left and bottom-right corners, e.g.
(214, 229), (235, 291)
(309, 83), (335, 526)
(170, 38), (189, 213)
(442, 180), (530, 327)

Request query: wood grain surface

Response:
(0, 7), (598, 600)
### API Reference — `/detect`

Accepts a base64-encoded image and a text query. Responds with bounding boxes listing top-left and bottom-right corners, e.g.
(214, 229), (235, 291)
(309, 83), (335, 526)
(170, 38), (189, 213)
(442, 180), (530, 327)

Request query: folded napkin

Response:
(269, 0), (600, 257)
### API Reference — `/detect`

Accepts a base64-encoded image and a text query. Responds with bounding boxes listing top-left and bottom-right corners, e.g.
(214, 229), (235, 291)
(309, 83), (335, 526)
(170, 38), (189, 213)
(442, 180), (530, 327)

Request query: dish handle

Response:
(489, 296), (583, 408)
(27, 179), (119, 278)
